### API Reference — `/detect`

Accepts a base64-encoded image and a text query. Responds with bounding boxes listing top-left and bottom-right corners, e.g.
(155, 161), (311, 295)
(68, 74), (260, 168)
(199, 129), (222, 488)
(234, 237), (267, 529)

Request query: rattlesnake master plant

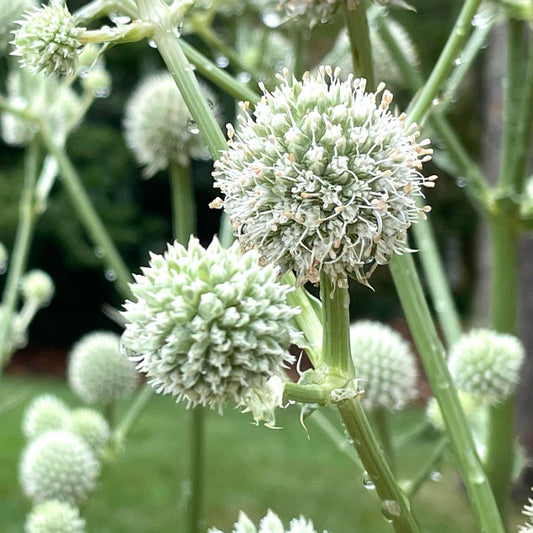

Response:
(213, 66), (435, 288)
(22, 394), (70, 440)
(123, 72), (220, 177)
(20, 270), (54, 308)
(350, 321), (418, 410)
(25, 500), (86, 533)
(448, 329), (525, 405)
(209, 509), (327, 533)
(20, 430), (100, 505)
(67, 331), (138, 406)
(11, 0), (84, 77)
(121, 237), (299, 413)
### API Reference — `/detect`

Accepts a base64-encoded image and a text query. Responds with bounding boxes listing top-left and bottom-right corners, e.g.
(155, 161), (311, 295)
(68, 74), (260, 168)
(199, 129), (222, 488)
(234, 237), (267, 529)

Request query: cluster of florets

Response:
(448, 329), (525, 405)
(209, 510), (327, 533)
(123, 72), (220, 177)
(519, 491), (533, 533)
(67, 331), (139, 406)
(19, 430), (100, 505)
(23, 394), (70, 440)
(121, 237), (299, 412)
(350, 321), (418, 410)
(0, 0), (36, 52)
(25, 500), (86, 533)
(213, 66), (434, 288)
(20, 270), (55, 308)
(12, 0), (84, 77)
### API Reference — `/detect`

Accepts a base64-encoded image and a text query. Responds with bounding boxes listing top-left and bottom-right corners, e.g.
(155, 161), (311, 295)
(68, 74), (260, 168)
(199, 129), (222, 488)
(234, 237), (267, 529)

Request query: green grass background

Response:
(0, 376), (524, 532)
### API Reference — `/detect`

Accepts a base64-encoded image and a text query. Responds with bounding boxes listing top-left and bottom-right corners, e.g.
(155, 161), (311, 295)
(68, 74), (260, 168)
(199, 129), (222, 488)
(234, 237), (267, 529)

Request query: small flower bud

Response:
(19, 430), (100, 505)
(448, 329), (525, 405)
(67, 331), (139, 406)
(25, 500), (86, 533)
(22, 394), (70, 440)
(12, 0), (84, 77)
(67, 408), (110, 458)
(20, 270), (54, 308)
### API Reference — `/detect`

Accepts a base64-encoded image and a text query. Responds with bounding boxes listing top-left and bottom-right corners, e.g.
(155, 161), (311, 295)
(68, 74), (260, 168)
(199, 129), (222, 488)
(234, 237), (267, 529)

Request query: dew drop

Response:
(430, 470), (442, 482)
(431, 97), (441, 107)
(187, 119), (200, 135)
(453, 57), (462, 66)
(381, 500), (401, 522)
(215, 55), (229, 68)
(457, 176), (467, 188)
(172, 24), (182, 38)
(94, 247), (105, 258)
(78, 66), (90, 78)
(148, 39), (157, 49)
(262, 12), (281, 28)
(94, 86), (110, 99)
(237, 72), (252, 83)
(105, 269), (117, 281)
(109, 11), (131, 24)
(362, 471), (375, 490)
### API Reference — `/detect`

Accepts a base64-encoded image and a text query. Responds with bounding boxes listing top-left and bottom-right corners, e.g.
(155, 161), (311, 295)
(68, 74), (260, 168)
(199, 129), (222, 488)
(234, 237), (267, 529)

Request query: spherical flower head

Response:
(350, 321), (417, 410)
(12, 0), (84, 77)
(123, 72), (221, 177)
(22, 394), (70, 440)
(25, 500), (86, 533)
(448, 329), (525, 405)
(19, 430), (99, 505)
(0, 0), (37, 52)
(209, 509), (327, 533)
(426, 391), (481, 432)
(213, 66), (434, 288)
(20, 269), (55, 308)
(67, 331), (139, 405)
(121, 237), (299, 410)
(67, 408), (110, 458)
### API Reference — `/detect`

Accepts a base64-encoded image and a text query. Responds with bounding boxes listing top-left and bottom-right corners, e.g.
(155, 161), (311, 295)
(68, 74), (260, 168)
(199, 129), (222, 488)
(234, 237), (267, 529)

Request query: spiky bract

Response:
(67, 331), (138, 405)
(22, 394), (70, 440)
(123, 72), (220, 177)
(213, 66), (434, 288)
(0, 0), (36, 52)
(121, 237), (299, 410)
(20, 430), (99, 505)
(25, 500), (86, 533)
(448, 329), (525, 405)
(12, 0), (83, 77)
(20, 270), (55, 307)
(67, 408), (110, 457)
(350, 321), (418, 410)
(519, 490), (533, 533)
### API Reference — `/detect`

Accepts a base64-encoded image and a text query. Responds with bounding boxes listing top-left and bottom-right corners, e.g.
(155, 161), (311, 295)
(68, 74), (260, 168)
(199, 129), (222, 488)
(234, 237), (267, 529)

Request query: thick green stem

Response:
(373, 407), (395, 473)
(187, 407), (205, 533)
(39, 127), (132, 297)
(169, 161), (196, 244)
(319, 273), (353, 378)
(342, 0), (374, 88)
(0, 139), (40, 369)
(484, 216), (519, 517)
(389, 254), (505, 533)
(338, 399), (420, 533)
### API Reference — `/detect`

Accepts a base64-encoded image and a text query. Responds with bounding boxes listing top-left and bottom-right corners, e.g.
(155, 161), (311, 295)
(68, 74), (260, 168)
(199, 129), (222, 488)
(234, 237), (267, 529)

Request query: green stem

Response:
(389, 254), (505, 533)
(104, 402), (115, 430)
(404, 437), (449, 498)
(187, 407), (204, 533)
(338, 399), (420, 533)
(373, 407), (395, 473)
(293, 29), (305, 79)
(0, 139), (40, 369)
(342, 0), (374, 88)
(74, 0), (139, 24)
(283, 381), (332, 406)
(319, 273), (354, 378)
(39, 126), (132, 297)
(0, 95), (35, 121)
(169, 161), (196, 244)
(484, 216), (519, 517)
(113, 385), (153, 447)
(180, 41), (260, 105)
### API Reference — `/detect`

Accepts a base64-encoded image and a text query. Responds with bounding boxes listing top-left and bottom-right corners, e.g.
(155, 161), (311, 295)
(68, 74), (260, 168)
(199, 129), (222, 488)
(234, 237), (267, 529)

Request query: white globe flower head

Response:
(0, 0), (37, 52)
(123, 72), (221, 178)
(25, 500), (86, 533)
(67, 331), (139, 405)
(350, 321), (418, 410)
(209, 509), (327, 533)
(22, 394), (70, 440)
(121, 237), (300, 410)
(67, 408), (110, 458)
(213, 66), (435, 289)
(448, 329), (525, 405)
(12, 0), (84, 77)
(20, 270), (55, 308)
(19, 430), (100, 505)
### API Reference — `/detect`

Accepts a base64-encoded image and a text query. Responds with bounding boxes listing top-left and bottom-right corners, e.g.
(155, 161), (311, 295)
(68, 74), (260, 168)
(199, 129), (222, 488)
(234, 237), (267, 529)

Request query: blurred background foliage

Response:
(0, 0), (479, 354)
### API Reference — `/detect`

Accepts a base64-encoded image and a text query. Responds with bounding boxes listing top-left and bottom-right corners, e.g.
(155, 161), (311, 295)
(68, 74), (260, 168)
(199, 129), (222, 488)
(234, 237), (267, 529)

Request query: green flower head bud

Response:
(213, 66), (435, 288)
(0, 0), (37, 52)
(448, 329), (525, 405)
(22, 394), (70, 440)
(20, 270), (55, 308)
(67, 331), (139, 406)
(350, 321), (418, 410)
(19, 430), (100, 505)
(67, 408), (110, 458)
(25, 500), (86, 533)
(209, 509), (328, 533)
(12, 0), (84, 77)
(121, 237), (300, 410)
(123, 72), (220, 177)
